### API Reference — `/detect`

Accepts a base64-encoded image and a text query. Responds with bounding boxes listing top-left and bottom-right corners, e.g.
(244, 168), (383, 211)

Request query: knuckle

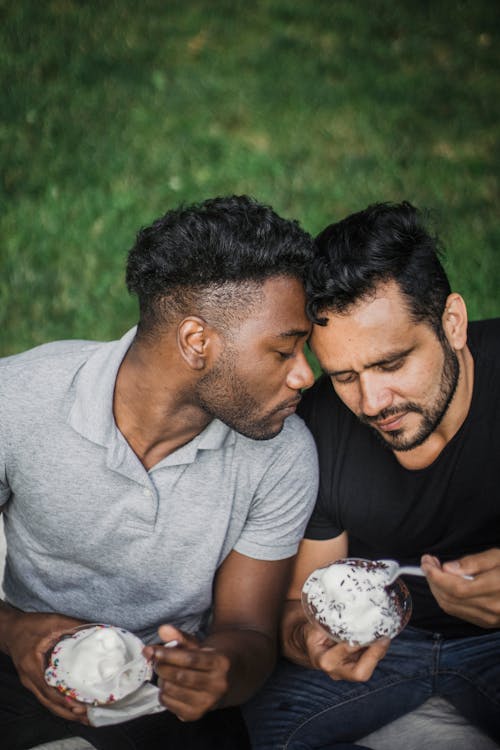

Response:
(481, 611), (500, 628)
(183, 705), (205, 722)
(217, 653), (231, 674)
(453, 584), (470, 600)
(213, 673), (228, 697)
(184, 651), (200, 668)
(329, 670), (341, 681)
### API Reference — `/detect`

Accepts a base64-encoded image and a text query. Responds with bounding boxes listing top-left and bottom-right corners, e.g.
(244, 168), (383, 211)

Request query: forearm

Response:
(0, 598), (22, 655)
(203, 627), (276, 706)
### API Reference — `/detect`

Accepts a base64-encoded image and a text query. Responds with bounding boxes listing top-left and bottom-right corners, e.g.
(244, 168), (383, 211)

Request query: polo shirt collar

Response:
(67, 327), (235, 465)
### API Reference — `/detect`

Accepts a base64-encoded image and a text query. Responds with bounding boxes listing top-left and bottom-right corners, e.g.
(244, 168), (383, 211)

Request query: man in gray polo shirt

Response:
(0, 195), (319, 750)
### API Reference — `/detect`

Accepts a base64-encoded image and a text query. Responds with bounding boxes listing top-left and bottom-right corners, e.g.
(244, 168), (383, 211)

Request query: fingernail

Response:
(444, 561), (461, 572)
(164, 640), (179, 648)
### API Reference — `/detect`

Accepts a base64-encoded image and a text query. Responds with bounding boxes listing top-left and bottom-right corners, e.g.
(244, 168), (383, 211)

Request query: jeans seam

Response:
(283, 672), (431, 749)
(431, 633), (442, 691)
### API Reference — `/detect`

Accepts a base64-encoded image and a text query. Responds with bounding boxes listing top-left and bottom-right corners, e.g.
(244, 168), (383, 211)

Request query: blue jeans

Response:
(243, 627), (500, 750)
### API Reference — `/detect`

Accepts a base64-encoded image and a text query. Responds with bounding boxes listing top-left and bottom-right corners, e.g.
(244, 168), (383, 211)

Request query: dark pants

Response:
(243, 627), (500, 750)
(0, 652), (250, 750)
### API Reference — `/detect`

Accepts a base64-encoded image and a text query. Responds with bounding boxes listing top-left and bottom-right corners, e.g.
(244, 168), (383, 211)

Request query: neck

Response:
(113, 338), (210, 470)
(394, 345), (474, 471)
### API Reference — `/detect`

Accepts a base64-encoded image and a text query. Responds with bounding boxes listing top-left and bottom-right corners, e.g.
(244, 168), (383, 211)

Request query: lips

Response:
(374, 413), (406, 431)
(276, 397), (301, 415)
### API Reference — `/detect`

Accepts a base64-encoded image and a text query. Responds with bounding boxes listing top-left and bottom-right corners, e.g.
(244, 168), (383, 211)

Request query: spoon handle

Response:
(396, 565), (474, 581)
(397, 565), (427, 577)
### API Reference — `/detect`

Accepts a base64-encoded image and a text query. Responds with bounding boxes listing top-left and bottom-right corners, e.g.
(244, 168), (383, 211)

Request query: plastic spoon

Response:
(379, 559), (474, 586)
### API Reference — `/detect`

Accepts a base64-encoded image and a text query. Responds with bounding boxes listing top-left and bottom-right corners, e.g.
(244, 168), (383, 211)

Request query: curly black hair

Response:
(126, 195), (313, 336)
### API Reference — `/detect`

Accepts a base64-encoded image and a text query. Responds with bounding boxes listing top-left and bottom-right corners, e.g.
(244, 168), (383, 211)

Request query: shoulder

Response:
(468, 319), (500, 381)
(467, 318), (500, 353)
(234, 414), (317, 463)
(0, 339), (100, 372)
(0, 339), (101, 403)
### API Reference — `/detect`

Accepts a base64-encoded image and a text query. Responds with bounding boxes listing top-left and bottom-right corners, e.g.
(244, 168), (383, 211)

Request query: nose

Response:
(358, 373), (392, 417)
(287, 349), (315, 391)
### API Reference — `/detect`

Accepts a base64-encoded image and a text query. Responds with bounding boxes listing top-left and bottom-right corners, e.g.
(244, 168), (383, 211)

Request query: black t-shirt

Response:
(298, 319), (500, 638)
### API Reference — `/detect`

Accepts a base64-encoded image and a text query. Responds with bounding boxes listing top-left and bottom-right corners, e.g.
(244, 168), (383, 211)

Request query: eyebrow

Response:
(277, 328), (311, 339)
(323, 346), (415, 377)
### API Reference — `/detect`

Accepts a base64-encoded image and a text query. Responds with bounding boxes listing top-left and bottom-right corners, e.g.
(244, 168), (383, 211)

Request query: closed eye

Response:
(379, 358), (405, 372)
(332, 372), (357, 385)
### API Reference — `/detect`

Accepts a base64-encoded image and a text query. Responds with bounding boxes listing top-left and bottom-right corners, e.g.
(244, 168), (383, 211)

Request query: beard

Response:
(194, 351), (288, 441)
(359, 338), (460, 452)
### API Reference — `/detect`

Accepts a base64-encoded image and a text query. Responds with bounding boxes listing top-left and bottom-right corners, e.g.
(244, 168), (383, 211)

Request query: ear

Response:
(441, 293), (468, 351)
(177, 317), (218, 370)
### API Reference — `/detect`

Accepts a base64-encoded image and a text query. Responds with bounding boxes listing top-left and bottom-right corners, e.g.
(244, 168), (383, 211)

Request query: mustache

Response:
(358, 402), (423, 425)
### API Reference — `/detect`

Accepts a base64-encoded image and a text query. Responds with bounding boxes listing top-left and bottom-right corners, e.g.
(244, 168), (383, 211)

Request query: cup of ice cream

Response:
(302, 557), (412, 646)
(44, 623), (153, 705)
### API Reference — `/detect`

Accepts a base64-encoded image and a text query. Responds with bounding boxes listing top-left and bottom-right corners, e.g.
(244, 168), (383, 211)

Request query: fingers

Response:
(442, 548), (500, 577)
(157, 624), (193, 647)
(22, 675), (89, 723)
(422, 552), (500, 628)
(317, 638), (390, 682)
(158, 662), (229, 721)
(304, 623), (342, 668)
(150, 636), (230, 721)
(6, 612), (92, 724)
(420, 554), (441, 572)
(423, 558), (492, 598)
(143, 624), (196, 663)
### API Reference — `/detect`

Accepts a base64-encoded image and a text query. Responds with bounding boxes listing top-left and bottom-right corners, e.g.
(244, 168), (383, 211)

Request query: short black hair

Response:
(126, 195), (313, 336)
(307, 201), (451, 336)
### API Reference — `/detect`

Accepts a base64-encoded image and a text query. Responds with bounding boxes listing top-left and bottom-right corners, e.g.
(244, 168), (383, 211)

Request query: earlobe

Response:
(177, 317), (209, 370)
(442, 293), (468, 350)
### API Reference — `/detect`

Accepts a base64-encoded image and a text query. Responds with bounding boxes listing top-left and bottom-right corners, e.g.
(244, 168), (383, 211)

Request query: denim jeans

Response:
(243, 627), (500, 750)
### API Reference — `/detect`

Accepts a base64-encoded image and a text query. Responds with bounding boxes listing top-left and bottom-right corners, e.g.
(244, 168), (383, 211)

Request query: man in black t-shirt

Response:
(244, 202), (500, 749)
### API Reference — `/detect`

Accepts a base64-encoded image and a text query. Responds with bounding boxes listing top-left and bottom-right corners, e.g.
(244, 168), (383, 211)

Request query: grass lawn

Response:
(1, 0), (499, 356)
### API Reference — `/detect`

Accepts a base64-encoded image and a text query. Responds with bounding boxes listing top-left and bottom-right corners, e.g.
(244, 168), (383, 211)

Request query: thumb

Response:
(157, 624), (199, 649)
(158, 623), (182, 644)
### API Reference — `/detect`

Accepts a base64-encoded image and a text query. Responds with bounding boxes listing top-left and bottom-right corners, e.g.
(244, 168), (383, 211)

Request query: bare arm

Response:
(422, 548), (500, 628)
(147, 549), (293, 721)
(281, 534), (390, 682)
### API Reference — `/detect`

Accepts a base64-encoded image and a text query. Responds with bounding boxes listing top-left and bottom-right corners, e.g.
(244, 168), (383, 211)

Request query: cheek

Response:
(402, 360), (440, 398)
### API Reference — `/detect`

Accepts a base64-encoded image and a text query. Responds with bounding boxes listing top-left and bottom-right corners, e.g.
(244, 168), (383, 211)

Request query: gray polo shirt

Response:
(0, 329), (318, 642)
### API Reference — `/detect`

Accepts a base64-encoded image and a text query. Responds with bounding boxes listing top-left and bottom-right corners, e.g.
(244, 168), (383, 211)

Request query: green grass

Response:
(1, 0), (499, 355)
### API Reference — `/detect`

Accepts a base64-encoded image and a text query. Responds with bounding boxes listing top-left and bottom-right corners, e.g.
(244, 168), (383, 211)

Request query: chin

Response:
(241, 419), (285, 441)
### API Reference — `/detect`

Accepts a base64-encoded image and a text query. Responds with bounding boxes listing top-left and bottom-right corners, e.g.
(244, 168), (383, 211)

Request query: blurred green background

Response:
(1, 0), (499, 356)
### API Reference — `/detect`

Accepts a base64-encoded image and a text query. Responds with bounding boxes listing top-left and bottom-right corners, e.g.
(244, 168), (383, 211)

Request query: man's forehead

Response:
(316, 282), (414, 334)
(238, 275), (310, 336)
(309, 293), (427, 371)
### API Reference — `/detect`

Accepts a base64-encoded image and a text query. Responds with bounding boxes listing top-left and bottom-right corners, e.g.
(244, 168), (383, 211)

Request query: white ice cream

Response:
(45, 625), (153, 704)
(302, 559), (406, 646)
